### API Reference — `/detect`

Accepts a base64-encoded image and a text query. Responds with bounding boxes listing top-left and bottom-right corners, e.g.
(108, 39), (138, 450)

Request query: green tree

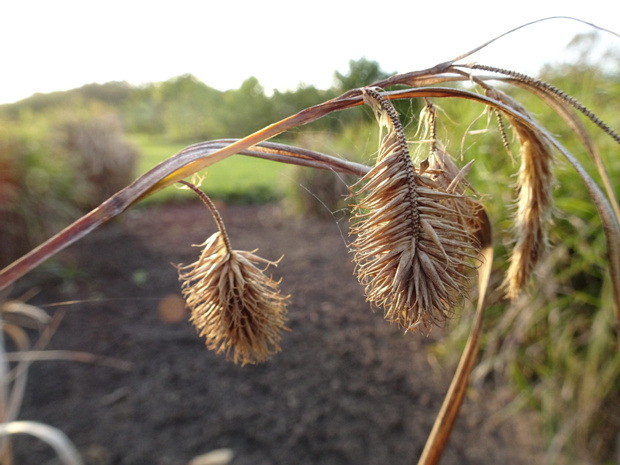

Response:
(334, 57), (392, 92)
(332, 57), (420, 126)
(156, 74), (226, 141)
(221, 77), (274, 137)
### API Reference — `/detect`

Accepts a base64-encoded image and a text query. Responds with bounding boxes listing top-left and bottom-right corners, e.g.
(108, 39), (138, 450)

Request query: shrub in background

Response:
(283, 123), (379, 218)
(0, 118), (77, 265)
(0, 108), (138, 265)
(56, 111), (138, 209)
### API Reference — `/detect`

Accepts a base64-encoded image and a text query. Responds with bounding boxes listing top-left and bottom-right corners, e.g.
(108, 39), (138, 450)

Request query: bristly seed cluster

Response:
(349, 88), (483, 332)
(490, 91), (554, 300)
(175, 183), (288, 365)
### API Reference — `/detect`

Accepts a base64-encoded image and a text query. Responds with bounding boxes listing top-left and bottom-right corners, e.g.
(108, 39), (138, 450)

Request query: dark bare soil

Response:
(10, 202), (547, 465)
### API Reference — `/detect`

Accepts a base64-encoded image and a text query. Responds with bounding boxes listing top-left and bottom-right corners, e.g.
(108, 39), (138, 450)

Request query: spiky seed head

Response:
(350, 89), (482, 332)
(176, 232), (289, 365)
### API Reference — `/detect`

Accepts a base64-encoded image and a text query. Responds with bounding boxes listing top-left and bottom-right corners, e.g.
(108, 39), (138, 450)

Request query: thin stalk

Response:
(178, 181), (232, 253)
(3, 351), (133, 370)
(465, 64), (620, 144)
(0, 421), (83, 465)
(417, 211), (493, 465)
(5, 310), (63, 427)
(0, 320), (11, 465)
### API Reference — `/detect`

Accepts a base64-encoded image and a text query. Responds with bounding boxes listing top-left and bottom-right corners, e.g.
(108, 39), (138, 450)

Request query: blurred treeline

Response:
(0, 57), (389, 141)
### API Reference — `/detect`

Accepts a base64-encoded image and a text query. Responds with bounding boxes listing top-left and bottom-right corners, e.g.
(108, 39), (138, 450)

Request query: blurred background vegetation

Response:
(1, 33), (619, 463)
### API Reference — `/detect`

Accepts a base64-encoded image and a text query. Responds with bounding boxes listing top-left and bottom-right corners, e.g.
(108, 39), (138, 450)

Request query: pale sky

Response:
(1, 1), (618, 104)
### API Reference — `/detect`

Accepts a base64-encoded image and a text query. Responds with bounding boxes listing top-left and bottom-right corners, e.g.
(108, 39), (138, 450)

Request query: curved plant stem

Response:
(417, 211), (493, 465)
(446, 16), (619, 65)
(0, 421), (83, 465)
(0, 320), (9, 464)
(178, 181), (233, 252)
(3, 351), (133, 370)
(0, 141), (369, 290)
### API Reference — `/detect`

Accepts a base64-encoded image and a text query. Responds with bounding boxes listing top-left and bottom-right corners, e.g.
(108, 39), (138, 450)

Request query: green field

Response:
(129, 134), (288, 205)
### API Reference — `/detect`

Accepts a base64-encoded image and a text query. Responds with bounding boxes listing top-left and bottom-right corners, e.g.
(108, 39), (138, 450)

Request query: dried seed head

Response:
(176, 232), (288, 366)
(495, 93), (555, 300)
(350, 89), (481, 332)
(428, 148), (485, 239)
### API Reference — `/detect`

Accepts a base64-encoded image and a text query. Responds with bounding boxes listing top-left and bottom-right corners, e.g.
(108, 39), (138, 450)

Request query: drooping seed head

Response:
(493, 92), (555, 300)
(350, 89), (482, 332)
(176, 231), (289, 365)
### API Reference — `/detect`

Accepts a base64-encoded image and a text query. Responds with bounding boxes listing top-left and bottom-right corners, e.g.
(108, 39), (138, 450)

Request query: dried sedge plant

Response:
(0, 17), (618, 465)
(175, 181), (288, 365)
(349, 88), (483, 332)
